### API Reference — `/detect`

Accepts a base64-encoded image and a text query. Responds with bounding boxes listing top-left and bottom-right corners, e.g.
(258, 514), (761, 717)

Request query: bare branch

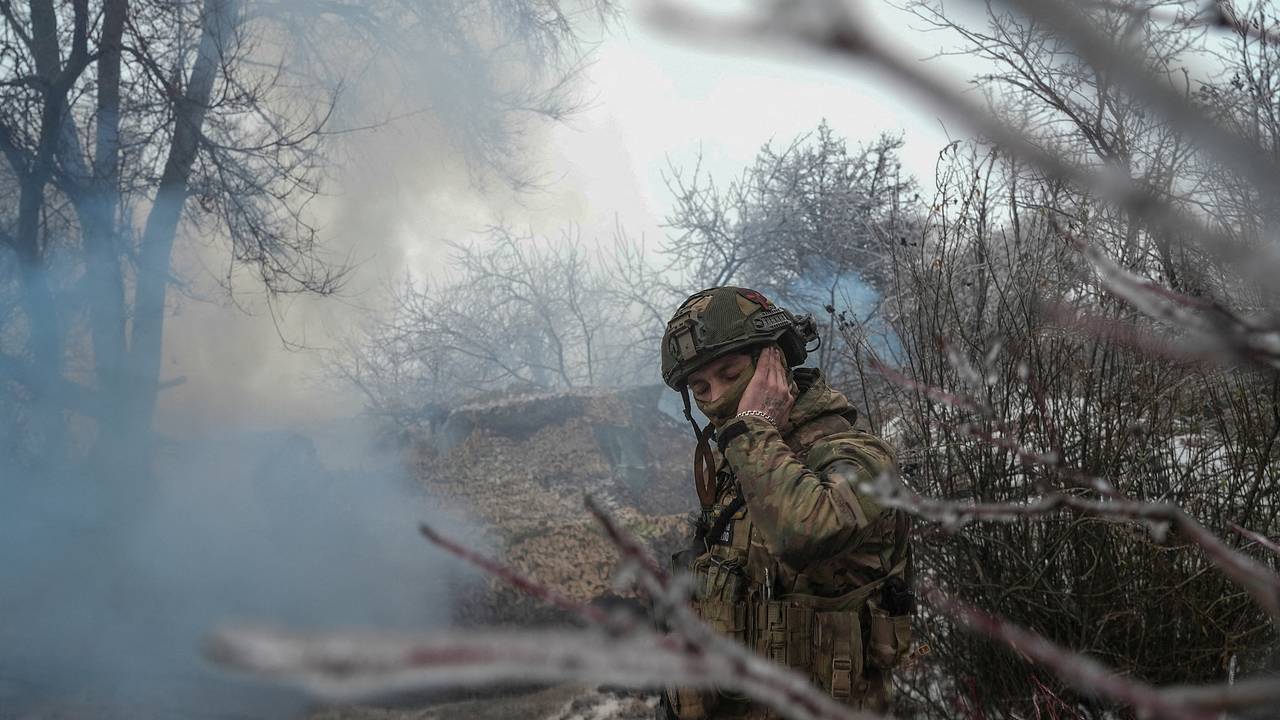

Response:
(866, 364), (1280, 618)
(212, 502), (886, 720)
(645, 0), (1280, 289)
(418, 523), (612, 626)
(926, 585), (1220, 720)
(1229, 521), (1280, 560)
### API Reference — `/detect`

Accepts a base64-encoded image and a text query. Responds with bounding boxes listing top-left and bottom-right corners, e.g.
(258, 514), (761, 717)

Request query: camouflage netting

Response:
(411, 385), (696, 626)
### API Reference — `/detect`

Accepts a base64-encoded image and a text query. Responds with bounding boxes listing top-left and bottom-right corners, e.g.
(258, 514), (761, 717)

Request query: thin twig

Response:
(925, 586), (1218, 720)
(1229, 522), (1280, 560)
(418, 523), (612, 625)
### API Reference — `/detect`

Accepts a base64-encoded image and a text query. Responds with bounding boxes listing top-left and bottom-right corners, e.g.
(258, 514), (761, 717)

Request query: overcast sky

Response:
(155, 1), (975, 435)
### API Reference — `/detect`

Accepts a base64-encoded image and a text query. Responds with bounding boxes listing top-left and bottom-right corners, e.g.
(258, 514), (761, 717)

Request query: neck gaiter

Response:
(694, 361), (757, 428)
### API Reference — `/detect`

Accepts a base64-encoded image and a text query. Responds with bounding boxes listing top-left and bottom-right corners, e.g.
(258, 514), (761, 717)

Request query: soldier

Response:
(658, 286), (913, 719)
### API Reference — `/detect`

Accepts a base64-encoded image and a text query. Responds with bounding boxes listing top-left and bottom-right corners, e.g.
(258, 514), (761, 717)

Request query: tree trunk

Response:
(126, 0), (239, 468)
(88, 0), (128, 382)
(83, 0), (131, 465)
(12, 0), (73, 465)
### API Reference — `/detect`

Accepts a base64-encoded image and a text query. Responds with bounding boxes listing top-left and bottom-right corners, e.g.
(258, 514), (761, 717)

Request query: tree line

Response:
(0, 0), (611, 480)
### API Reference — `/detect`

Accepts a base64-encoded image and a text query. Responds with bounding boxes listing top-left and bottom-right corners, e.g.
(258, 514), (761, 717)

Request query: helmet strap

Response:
(680, 386), (717, 512)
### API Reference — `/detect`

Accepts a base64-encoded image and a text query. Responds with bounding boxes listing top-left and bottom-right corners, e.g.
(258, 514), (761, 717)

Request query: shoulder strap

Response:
(699, 495), (745, 551)
(680, 386), (717, 511)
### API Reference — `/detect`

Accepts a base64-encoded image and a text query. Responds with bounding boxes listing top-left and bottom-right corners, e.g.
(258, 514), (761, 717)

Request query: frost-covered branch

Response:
(646, 0), (1280, 294)
(206, 626), (689, 701)
(874, 470), (1280, 618)
(865, 367), (1280, 619)
(924, 586), (1279, 720)
(1072, 233), (1280, 371)
(210, 499), (883, 720)
(1229, 521), (1280, 560)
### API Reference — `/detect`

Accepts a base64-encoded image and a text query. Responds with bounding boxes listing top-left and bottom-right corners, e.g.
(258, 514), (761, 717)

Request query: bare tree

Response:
(342, 124), (916, 424)
(663, 122), (908, 295)
(0, 0), (612, 475)
(662, 121), (914, 388)
(339, 226), (661, 430)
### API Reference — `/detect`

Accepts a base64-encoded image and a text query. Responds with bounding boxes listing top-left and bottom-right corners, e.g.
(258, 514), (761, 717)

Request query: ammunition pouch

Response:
(671, 579), (907, 717)
(755, 601), (813, 671)
(763, 582), (889, 708)
(869, 575), (914, 669)
(691, 553), (751, 644)
(667, 500), (913, 719)
(670, 551), (748, 718)
(867, 602), (913, 670)
(814, 608), (863, 700)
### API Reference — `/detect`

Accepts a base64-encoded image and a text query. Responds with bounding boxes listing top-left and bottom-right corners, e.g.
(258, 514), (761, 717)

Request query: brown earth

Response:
(314, 386), (694, 718)
(413, 385), (697, 624)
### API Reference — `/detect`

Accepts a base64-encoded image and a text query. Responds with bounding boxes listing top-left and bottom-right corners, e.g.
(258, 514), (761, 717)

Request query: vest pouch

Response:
(663, 555), (724, 720)
(686, 552), (751, 711)
(692, 553), (749, 635)
(868, 603), (913, 669)
(700, 596), (748, 643)
(753, 601), (813, 671)
(667, 686), (719, 719)
(813, 609), (865, 703)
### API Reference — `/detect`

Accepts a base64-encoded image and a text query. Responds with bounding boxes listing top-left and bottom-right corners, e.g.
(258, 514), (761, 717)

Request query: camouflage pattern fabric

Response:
(721, 369), (899, 594)
(664, 368), (911, 720)
(661, 286), (816, 390)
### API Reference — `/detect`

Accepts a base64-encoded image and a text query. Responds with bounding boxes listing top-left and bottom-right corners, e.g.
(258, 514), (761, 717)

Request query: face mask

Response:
(692, 349), (803, 430)
(694, 360), (757, 428)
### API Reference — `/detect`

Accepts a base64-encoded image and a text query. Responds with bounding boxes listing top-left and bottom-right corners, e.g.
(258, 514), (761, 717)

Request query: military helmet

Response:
(660, 286), (818, 389)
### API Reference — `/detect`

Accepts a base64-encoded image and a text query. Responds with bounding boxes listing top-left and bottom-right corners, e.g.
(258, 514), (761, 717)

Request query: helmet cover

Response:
(660, 286), (817, 389)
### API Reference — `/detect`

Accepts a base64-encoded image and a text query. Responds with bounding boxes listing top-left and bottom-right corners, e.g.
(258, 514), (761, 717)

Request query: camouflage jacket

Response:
(665, 368), (911, 719)
(710, 368), (904, 592)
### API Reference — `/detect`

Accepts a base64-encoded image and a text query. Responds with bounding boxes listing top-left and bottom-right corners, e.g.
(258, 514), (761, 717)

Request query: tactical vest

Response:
(664, 419), (913, 719)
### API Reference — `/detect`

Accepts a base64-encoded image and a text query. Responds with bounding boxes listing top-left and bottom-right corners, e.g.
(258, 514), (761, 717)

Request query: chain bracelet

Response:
(735, 409), (777, 426)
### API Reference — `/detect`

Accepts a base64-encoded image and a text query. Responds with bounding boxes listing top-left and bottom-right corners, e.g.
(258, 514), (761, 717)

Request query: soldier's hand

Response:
(738, 345), (794, 427)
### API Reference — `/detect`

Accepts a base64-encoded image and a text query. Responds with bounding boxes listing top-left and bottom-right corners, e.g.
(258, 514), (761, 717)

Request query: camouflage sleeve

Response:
(720, 415), (894, 565)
